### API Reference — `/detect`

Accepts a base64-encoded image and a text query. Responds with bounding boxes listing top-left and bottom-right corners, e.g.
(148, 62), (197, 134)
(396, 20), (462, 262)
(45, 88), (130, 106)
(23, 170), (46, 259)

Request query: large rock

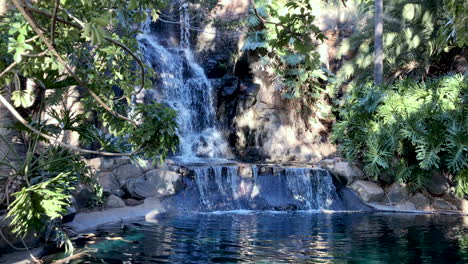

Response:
(432, 198), (457, 211)
(85, 157), (131, 172)
(105, 195), (126, 208)
(113, 163), (143, 185)
(126, 169), (183, 199)
(74, 188), (94, 209)
(0, 216), (39, 254)
(350, 180), (385, 203)
(386, 182), (410, 203)
(425, 172), (449, 195)
(409, 193), (432, 211)
(319, 159), (364, 185)
(96, 172), (124, 197)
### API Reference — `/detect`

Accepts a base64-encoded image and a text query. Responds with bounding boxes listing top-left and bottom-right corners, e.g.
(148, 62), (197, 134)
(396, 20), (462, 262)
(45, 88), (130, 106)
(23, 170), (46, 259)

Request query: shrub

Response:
(333, 74), (467, 195)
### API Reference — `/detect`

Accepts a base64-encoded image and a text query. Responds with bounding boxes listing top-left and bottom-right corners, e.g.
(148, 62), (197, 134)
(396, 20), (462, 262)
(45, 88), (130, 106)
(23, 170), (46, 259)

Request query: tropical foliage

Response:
(333, 75), (467, 195)
(243, 0), (328, 99)
(335, 0), (467, 86)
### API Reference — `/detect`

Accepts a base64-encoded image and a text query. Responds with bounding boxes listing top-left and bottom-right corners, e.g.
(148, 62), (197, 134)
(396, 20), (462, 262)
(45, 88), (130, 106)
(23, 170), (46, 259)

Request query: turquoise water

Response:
(53, 212), (467, 263)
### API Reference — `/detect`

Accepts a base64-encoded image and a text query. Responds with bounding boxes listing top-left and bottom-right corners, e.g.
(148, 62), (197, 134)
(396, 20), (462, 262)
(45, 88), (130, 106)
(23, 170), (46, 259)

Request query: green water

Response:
(51, 211), (467, 263)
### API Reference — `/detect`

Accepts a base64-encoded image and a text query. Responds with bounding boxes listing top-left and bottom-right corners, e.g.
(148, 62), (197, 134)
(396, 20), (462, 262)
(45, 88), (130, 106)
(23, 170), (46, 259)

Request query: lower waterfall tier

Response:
(164, 165), (371, 212)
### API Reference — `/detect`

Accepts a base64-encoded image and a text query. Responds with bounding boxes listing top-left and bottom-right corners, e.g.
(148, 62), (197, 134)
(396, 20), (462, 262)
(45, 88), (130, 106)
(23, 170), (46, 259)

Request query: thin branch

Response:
(50, 0), (60, 46)
(0, 92), (136, 156)
(0, 61), (18, 79)
(23, 50), (49, 57)
(26, 6), (81, 29)
(13, 0), (137, 126)
(62, 8), (146, 101)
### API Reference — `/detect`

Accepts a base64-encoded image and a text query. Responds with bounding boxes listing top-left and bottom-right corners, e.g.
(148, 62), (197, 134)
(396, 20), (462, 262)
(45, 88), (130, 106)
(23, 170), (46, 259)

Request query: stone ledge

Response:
(66, 197), (166, 233)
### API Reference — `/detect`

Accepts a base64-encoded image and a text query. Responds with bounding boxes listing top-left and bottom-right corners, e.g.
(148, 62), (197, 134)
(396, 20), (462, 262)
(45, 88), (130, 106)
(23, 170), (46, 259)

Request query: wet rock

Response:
(105, 195), (126, 208)
(124, 198), (144, 207)
(318, 159), (364, 185)
(395, 200), (416, 211)
(258, 165), (273, 176)
(96, 172), (124, 197)
(387, 182), (410, 203)
(432, 198), (457, 211)
(238, 165), (253, 178)
(126, 169), (183, 199)
(409, 193), (432, 211)
(220, 76), (239, 97)
(113, 164), (143, 185)
(204, 55), (229, 78)
(425, 172), (449, 195)
(350, 180), (385, 203)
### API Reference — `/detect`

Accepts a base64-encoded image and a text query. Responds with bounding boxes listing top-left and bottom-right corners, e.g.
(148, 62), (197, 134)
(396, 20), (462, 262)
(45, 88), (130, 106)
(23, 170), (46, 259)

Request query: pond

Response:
(48, 211), (467, 263)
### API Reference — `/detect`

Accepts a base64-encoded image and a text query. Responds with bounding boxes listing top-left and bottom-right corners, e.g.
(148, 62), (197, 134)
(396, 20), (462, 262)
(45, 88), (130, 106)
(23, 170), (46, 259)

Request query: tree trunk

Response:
(374, 0), (384, 85)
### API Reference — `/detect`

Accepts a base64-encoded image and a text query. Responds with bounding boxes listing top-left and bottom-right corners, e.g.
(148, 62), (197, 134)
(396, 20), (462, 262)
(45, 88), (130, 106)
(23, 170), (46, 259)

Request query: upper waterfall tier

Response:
(137, 11), (230, 161)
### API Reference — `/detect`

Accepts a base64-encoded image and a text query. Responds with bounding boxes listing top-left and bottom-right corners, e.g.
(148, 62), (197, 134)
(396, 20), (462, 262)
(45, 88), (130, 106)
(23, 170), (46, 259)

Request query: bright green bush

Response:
(333, 74), (467, 195)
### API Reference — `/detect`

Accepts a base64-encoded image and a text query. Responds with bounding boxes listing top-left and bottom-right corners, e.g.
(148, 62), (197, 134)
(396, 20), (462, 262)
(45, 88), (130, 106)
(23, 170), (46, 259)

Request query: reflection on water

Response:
(52, 212), (467, 263)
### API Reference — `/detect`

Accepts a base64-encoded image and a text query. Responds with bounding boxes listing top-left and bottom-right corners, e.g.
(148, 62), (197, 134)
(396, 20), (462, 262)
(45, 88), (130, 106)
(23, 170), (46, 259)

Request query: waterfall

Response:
(179, 1), (190, 49)
(137, 3), (230, 160)
(193, 166), (341, 211)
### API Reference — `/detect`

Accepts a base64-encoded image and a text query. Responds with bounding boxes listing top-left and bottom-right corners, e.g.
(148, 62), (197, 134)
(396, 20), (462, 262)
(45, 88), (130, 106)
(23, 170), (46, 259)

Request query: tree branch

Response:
(26, 5), (147, 101)
(12, 0), (137, 126)
(50, 0), (60, 46)
(0, 61), (18, 80)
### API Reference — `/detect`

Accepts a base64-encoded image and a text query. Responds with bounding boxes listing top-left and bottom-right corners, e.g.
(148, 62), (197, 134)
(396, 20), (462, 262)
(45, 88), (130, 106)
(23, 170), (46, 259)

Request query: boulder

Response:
(0, 216), (39, 254)
(113, 163), (143, 185)
(386, 182), (410, 203)
(425, 172), (449, 195)
(319, 159), (364, 185)
(126, 169), (183, 199)
(96, 172), (124, 197)
(409, 193), (432, 211)
(350, 180), (385, 203)
(85, 157), (103, 172)
(74, 188), (94, 209)
(85, 157), (131, 172)
(432, 198), (457, 211)
(105, 195), (126, 208)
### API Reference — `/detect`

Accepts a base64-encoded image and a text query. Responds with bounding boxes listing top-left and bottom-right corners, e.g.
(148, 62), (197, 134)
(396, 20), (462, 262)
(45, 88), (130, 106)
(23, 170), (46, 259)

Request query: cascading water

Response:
(192, 166), (341, 211)
(137, 2), (230, 160)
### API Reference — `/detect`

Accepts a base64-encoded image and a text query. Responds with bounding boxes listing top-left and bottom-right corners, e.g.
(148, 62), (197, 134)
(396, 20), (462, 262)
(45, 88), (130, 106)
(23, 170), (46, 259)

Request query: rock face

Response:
(318, 159), (364, 185)
(386, 183), (410, 203)
(126, 169), (183, 199)
(193, 0), (337, 163)
(105, 195), (126, 208)
(350, 180), (385, 203)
